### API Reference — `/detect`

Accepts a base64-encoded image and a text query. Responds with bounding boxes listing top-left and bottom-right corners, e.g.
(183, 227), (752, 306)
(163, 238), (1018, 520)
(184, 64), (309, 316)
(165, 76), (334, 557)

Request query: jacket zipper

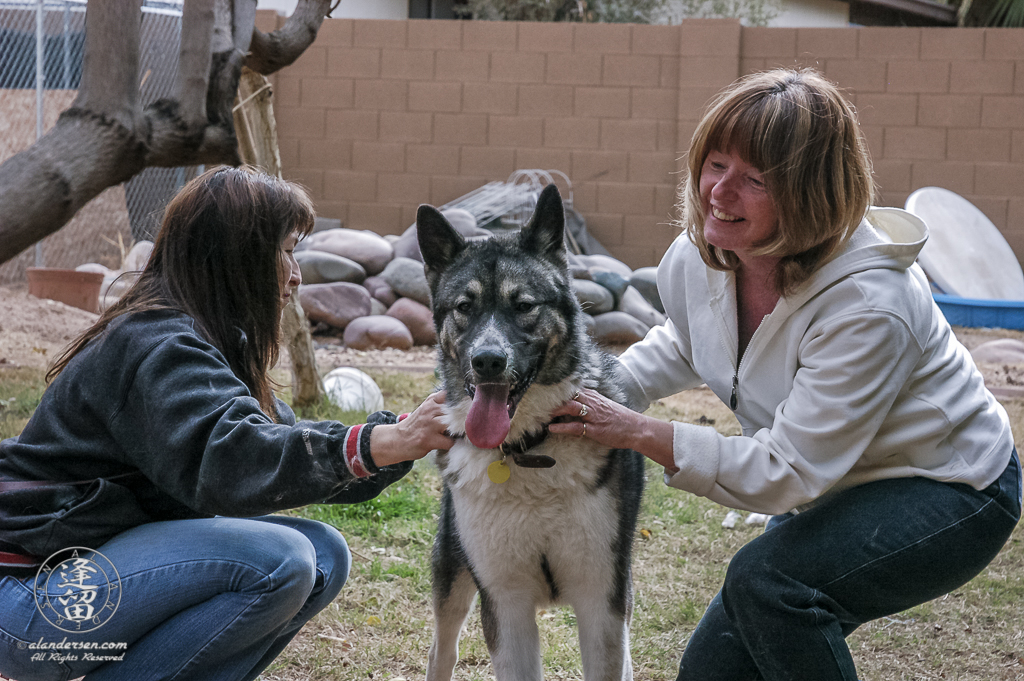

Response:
(730, 313), (772, 411)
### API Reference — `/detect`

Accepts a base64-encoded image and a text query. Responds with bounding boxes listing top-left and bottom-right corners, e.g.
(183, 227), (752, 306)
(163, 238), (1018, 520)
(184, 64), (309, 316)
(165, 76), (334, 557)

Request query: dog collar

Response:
(499, 426), (556, 468)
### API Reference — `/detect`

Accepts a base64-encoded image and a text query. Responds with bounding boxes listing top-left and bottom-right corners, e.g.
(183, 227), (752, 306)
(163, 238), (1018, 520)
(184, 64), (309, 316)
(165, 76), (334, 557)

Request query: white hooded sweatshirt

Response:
(618, 208), (1014, 515)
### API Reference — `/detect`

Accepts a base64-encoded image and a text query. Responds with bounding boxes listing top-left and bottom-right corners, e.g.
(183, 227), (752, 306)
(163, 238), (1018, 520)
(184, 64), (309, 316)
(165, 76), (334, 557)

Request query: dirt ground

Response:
(3, 282), (1024, 399)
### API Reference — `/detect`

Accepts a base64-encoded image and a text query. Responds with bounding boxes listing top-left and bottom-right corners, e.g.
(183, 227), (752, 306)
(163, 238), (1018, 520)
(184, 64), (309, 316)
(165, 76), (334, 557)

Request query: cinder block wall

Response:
(265, 11), (1024, 270)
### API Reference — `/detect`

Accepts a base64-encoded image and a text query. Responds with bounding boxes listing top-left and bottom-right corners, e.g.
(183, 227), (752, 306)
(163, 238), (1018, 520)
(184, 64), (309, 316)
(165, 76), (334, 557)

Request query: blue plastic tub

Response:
(933, 293), (1024, 330)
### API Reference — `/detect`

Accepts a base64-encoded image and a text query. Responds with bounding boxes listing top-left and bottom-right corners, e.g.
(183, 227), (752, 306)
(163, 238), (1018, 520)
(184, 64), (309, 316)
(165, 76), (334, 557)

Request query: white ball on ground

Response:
(322, 367), (385, 413)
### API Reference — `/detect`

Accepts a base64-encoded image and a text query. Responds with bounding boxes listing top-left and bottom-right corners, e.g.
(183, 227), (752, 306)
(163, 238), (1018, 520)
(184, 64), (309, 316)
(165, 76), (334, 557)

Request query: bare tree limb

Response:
(246, 0), (332, 74)
(73, 0), (142, 128)
(0, 0), (334, 267)
(233, 0), (257, 54)
(177, 0), (215, 128)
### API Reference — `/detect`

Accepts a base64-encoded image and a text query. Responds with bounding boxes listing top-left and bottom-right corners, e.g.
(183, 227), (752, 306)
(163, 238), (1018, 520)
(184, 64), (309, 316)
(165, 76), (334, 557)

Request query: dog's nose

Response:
(472, 347), (507, 380)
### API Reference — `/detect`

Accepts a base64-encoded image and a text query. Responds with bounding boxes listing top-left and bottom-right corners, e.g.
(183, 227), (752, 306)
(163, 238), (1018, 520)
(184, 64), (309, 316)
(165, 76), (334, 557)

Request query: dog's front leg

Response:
(574, 598), (634, 681)
(480, 588), (543, 681)
(427, 565), (477, 681)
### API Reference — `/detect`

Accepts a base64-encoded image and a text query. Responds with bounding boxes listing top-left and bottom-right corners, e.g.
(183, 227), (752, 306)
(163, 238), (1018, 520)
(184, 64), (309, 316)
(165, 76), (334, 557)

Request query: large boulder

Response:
(380, 257), (431, 306)
(124, 240), (154, 272)
(393, 208), (490, 262)
(971, 338), (1024, 364)
(572, 279), (614, 315)
(343, 315), (414, 351)
(629, 266), (663, 313)
(303, 228), (394, 276)
(295, 249), (366, 285)
(298, 282), (371, 330)
(363, 275), (397, 308)
(592, 311), (650, 346)
(579, 311), (596, 337)
(619, 286), (666, 328)
(576, 253), (633, 279)
(387, 297), (436, 346)
(567, 252), (592, 280)
(591, 270), (629, 309)
(76, 263), (133, 312)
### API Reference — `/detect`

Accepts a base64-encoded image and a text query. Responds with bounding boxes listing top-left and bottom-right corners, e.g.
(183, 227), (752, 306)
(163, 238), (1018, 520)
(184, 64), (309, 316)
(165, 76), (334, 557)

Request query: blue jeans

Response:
(677, 449), (1021, 681)
(0, 515), (349, 681)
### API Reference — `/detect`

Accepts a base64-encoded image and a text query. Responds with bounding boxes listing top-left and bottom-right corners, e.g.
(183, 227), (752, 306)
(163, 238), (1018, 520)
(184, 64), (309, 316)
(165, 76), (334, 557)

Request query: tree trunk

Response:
(0, 0), (334, 267)
(234, 67), (325, 407)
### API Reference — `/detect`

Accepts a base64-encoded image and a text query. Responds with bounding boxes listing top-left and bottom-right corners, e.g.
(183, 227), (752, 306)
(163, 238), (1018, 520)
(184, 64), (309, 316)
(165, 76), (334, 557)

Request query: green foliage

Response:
(292, 395), (370, 427)
(0, 367), (46, 440)
(457, 0), (779, 26)
(958, 0), (1024, 26)
(297, 477), (436, 529)
(667, 0), (780, 26)
(456, 0), (672, 23)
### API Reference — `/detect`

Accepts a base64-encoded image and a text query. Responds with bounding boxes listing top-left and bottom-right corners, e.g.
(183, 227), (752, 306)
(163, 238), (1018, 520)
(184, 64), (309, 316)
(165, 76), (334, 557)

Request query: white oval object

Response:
(322, 367), (384, 413)
(905, 187), (1024, 300)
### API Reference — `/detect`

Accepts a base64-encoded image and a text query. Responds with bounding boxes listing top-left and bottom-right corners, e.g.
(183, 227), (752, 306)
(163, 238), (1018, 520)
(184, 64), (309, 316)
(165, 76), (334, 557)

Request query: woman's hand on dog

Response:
(548, 388), (678, 472)
(369, 391), (455, 467)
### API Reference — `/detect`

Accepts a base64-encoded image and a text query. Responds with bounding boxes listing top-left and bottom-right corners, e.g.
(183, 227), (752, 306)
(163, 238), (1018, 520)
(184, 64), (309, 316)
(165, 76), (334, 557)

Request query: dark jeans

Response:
(0, 515), (349, 681)
(677, 449), (1021, 681)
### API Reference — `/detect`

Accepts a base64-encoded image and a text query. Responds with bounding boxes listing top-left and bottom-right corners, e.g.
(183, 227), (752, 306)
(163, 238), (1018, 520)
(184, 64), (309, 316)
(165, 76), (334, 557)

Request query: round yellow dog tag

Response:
(487, 459), (511, 484)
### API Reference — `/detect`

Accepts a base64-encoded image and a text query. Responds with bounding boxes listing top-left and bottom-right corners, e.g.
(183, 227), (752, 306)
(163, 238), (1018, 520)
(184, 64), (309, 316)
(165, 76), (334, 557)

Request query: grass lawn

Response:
(2, 366), (1022, 680)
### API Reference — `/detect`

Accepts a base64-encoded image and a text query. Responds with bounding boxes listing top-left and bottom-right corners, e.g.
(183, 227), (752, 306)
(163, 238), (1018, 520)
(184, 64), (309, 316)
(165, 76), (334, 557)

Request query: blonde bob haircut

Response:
(679, 68), (875, 295)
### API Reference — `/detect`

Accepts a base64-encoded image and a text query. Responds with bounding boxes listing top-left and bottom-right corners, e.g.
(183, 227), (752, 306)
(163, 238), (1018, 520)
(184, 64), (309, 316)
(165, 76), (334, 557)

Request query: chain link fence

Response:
(0, 0), (198, 284)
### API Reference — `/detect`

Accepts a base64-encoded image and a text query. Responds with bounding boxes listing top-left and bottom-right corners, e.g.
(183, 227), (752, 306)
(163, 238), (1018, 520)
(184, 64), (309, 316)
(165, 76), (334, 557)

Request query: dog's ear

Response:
(520, 184), (567, 267)
(417, 204), (467, 281)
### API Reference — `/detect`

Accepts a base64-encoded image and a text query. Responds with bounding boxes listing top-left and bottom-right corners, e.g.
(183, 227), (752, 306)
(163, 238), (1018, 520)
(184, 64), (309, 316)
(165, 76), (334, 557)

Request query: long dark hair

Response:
(47, 166), (315, 418)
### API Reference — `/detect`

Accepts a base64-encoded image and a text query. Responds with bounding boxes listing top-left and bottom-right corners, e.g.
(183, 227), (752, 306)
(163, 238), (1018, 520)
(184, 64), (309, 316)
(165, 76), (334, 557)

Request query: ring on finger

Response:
(579, 404), (589, 417)
(582, 422), (587, 437)
(571, 390), (580, 401)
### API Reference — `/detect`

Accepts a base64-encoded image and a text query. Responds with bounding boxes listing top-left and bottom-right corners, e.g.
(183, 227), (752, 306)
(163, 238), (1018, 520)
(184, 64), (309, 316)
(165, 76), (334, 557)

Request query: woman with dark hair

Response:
(0, 166), (453, 681)
(551, 68), (1020, 679)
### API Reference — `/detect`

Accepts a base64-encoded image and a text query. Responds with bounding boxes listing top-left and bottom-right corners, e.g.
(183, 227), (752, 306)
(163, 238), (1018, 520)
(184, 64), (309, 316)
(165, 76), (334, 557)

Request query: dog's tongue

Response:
(465, 384), (511, 449)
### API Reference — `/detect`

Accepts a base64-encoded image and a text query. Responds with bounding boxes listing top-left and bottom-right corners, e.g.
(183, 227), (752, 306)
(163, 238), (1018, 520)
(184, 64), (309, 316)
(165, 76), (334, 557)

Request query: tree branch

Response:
(233, 0), (257, 54)
(73, 0), (142, 130)
(146, 0), (243, 167)
(246, 0), (332, 75)
(0, 0), (311, 266)
(0, 111), (145, 264)
(177, 0), (215, 128)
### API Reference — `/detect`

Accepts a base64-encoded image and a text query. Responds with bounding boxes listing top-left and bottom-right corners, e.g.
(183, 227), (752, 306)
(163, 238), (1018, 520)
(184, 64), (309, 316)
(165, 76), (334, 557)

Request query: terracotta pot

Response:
(26, 268), (104, 314)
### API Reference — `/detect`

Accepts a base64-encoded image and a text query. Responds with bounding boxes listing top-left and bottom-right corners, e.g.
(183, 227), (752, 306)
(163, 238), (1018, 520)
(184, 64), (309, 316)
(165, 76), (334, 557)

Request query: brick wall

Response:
(741, 26), (1024, 265)
(267, 11), (1024, 270)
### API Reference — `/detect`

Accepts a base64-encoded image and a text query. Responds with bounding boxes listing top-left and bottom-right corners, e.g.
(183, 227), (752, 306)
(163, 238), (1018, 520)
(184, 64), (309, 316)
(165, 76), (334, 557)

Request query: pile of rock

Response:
(77, 241), (153, 311)
(77, 209), (667, 352)
(293, 208), (665, 350)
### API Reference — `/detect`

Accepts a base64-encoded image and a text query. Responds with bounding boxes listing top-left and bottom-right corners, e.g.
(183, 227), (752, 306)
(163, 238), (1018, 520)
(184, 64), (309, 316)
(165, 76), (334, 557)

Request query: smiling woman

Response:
(699, 150), (779, 263)
(549, 67), (1020, 681)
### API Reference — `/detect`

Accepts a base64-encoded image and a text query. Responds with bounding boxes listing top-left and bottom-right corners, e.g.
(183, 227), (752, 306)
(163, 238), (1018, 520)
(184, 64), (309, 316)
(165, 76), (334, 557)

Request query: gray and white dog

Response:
(417, 185), (645, 681)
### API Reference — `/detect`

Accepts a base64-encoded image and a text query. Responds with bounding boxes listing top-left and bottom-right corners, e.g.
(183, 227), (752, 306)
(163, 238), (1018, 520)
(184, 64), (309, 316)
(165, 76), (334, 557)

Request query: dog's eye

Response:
(515, 302), (536, 313)
(456, 301), (472, 313)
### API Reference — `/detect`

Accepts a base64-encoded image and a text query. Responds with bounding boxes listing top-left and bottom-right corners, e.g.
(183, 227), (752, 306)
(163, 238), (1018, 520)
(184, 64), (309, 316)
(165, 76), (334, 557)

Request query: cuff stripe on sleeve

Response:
(344, 424), (372, 478)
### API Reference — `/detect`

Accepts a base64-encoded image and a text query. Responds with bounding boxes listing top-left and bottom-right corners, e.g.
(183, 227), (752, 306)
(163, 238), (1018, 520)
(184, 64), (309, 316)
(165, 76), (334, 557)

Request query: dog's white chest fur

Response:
(443, 435), (620, 602)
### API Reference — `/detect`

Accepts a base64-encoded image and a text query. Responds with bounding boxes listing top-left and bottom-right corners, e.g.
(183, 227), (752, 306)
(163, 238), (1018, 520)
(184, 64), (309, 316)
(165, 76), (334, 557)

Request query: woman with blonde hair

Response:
(552, 68), (1019, 679)
(0, 166), (453, 681)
